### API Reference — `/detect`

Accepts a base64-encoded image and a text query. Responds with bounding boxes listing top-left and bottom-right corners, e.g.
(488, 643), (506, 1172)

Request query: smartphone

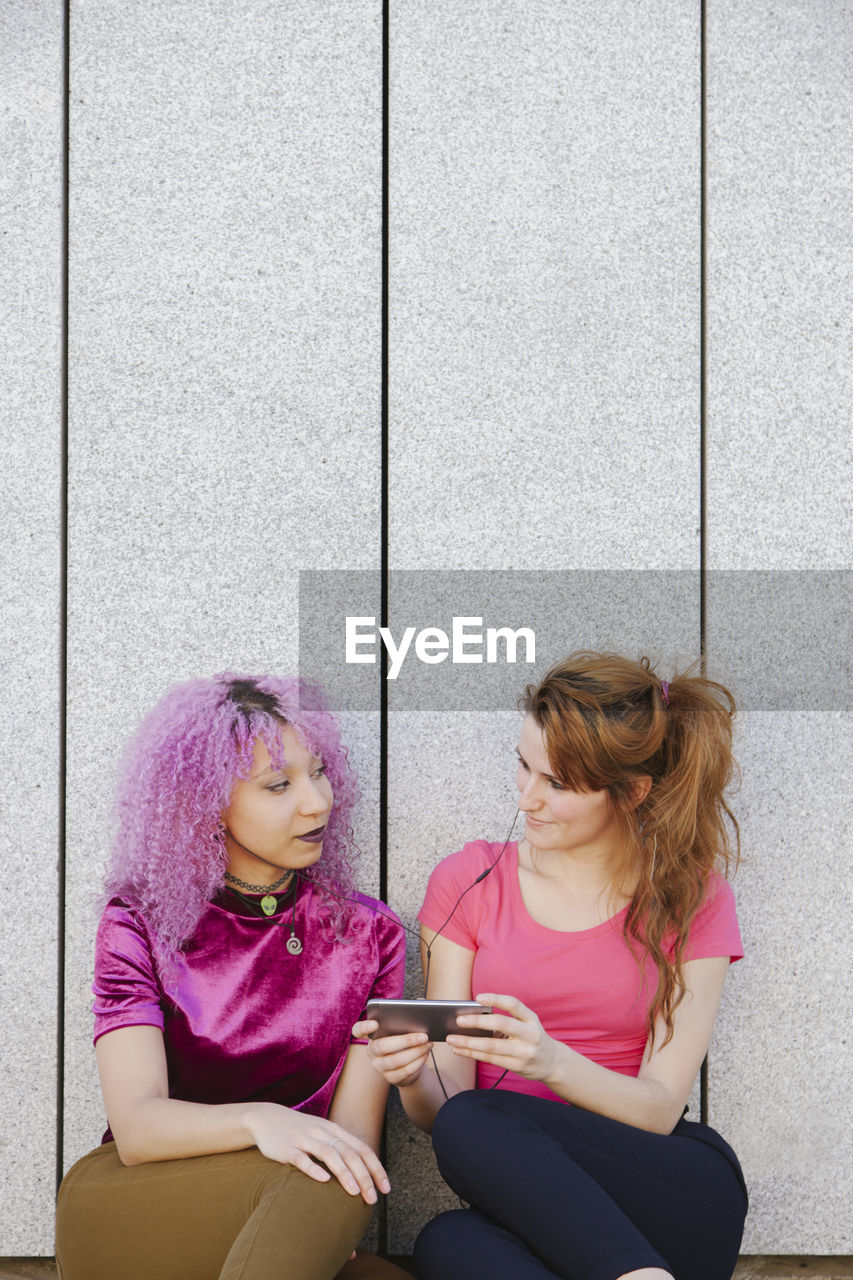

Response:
(365, 998), (493, 1041)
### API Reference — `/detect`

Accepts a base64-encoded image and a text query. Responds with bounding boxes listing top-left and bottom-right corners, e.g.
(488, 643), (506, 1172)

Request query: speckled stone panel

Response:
(706, 713), (853, 1253)
(0, 1), (63, 1256)
(63, 0), (381, 1175)
(386, 3), (703, 1249)
(389, 0), (701, 573)
(706, 0), (852, 1254)
(701, 0), (850, 1244)
(706, 1), (851, 571)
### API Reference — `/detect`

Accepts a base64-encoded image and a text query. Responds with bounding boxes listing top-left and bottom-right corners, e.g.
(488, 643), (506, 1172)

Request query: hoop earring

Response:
(649, 831), (657, 884)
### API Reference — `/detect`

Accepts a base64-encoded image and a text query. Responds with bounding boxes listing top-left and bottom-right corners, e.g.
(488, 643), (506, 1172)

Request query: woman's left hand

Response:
(446, 993), (564, 1084)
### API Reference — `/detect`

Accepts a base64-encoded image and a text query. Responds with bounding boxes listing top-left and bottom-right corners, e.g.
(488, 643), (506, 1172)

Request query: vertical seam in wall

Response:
(700, 0), (708, 666)
(699, 0), (710, 1128)
(380, 0), (390, 908)
(56, 0), (71, 1193)
(378, 0), (391, 1257)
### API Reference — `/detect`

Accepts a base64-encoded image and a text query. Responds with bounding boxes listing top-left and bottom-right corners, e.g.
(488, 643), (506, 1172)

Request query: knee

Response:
(264, 1163), (370, 1220)
(433, 1088), (500, 1146)
(414, 1211), (469, 1280)
(254, 1168), (372, 1259)
(432, 1090), (485, 1156)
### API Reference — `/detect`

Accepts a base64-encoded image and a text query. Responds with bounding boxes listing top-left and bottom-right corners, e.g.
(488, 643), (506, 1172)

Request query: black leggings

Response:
(415, 1090), (748, 1280)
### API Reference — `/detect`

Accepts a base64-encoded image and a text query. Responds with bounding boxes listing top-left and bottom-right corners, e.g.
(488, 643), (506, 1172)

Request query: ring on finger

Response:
(327, 1138), (344, 1151)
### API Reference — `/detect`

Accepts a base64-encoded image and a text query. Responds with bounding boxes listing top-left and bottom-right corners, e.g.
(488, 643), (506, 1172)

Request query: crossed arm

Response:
(354, 928), (731, 1135)
(95, 1024), (392, 1202)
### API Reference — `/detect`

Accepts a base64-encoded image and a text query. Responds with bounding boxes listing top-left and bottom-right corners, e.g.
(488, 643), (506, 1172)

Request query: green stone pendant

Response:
(260, 895), (277, 916)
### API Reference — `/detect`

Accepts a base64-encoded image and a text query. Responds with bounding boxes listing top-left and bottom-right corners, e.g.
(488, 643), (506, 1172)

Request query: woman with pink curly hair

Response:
(55, 673), (410, 1280)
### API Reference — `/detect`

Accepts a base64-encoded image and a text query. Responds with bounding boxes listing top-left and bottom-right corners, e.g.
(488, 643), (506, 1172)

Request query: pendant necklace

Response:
(284, 874), (303, 953)
(225, 868), (294, 917)
(224, 871), (304, 954)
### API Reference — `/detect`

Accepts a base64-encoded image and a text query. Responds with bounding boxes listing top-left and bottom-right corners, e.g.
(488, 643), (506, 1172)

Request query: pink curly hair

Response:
(103, 673), (360, 956)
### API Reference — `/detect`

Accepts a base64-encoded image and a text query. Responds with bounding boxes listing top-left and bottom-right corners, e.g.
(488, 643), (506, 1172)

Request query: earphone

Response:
(420, 809), (520, 997)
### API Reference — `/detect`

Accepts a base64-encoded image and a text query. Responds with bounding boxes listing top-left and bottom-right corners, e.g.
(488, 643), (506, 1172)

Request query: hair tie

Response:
(660, 680), (670, 706)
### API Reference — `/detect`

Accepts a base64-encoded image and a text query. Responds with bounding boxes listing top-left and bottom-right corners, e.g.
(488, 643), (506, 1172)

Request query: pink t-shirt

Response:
(418, 840), (743, 1103)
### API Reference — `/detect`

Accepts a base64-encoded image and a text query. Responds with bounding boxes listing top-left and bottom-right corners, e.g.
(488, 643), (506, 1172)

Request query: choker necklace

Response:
(224, 868), (294, 918)
(224, 874), (304, 955)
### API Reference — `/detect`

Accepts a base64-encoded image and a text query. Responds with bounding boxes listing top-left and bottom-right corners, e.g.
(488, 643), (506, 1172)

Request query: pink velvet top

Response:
(419, 840), (743, 1102)
(93, 880), (405, 1139)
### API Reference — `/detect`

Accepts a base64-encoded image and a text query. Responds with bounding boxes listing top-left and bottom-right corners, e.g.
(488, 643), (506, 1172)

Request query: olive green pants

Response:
(55, 1143), (411, 1280)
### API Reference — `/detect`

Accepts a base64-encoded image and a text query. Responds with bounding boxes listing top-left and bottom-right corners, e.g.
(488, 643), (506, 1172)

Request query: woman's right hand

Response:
(246, 1103), (391, 1204)
(352, 1019), (433, 1087)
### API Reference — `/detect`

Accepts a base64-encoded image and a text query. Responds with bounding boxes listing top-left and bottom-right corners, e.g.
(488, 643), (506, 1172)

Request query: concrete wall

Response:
(1, 0), (849, 1258)
(0, 0), (64, 1253)
(704, 0), (852, 1253)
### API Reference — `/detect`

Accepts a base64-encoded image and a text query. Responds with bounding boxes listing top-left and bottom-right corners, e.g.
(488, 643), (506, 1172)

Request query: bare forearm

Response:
(112, 1096), (275, 1165)
(448, 987), (717, 1135)
(98, 1027), (390, 1203)
(328, 1053), (390, 1153)
(542, 1042), (682, 1133)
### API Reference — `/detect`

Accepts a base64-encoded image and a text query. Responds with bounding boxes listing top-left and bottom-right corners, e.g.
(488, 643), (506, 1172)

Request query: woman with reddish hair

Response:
(56, 674), (410, 1280)
(359, 652), (748, 1280)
